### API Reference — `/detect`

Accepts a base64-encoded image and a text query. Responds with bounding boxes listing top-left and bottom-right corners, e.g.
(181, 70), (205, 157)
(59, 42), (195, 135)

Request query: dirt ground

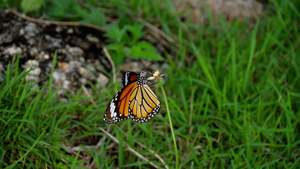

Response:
(0, 0), (264, 95)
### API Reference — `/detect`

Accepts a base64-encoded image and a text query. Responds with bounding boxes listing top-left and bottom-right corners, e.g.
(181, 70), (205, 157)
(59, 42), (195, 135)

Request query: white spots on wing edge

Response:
(109, 102), (116, 118)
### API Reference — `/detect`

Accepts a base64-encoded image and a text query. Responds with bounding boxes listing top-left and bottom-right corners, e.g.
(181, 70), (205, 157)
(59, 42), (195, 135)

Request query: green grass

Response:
(0, 54), (79, 168)
(1, 0), (300, 168)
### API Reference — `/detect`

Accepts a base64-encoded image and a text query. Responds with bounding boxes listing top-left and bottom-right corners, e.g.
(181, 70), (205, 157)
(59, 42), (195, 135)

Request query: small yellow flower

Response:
(147, 70), (164, 84)
(147, 70), (164, 81)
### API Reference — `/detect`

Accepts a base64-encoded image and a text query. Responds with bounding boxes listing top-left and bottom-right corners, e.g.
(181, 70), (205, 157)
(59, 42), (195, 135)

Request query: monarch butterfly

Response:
(103, 71), (161, 124)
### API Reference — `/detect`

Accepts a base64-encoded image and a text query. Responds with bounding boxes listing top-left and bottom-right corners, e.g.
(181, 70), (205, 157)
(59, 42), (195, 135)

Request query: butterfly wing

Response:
(104, 71), (161, 124)
(103, 82), (139, 124)
(122, 71), (138, 86)
(129, 85), (160, 123)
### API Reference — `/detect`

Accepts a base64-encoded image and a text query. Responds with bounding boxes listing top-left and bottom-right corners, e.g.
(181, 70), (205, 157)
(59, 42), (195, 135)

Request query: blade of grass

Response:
(7, 130), (46, 169)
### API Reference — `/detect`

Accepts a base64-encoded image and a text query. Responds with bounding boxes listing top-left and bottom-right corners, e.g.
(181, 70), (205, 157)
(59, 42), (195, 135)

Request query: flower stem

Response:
(159, 85), (178, 169)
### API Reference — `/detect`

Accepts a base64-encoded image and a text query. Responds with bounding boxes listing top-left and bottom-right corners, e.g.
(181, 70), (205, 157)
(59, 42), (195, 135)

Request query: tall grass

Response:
(0, 0), (299, 168)
(0, 55), (78, 168)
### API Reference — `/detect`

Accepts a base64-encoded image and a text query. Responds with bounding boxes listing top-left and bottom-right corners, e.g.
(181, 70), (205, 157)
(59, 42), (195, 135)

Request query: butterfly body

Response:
(103, 71), (160, 124)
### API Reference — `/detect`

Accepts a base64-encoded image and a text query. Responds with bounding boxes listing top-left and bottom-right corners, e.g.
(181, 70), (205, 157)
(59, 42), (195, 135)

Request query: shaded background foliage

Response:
(0, 0), (299, 168)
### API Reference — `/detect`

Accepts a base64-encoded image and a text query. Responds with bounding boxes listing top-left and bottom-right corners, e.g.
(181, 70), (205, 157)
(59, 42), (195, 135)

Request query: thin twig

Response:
(77, 1), (174, 44)
(115, 126), (169, 169)
(81, 85), (111, 168)
(72, 145), (95, 151)
(96, 126), (111, 148)
(78, 2), (179, 51)
(128, 14), (179, 51)
(88, 126), (112, 169)
(133, 15), (175, 43)
(6, 9), (107, 32)
(82, 85), (115, 168)
(103, 47), (116, 91)
(82, 85), (95, 104)
(135, 141), (169, 169)
(61, 142), (85, 159)
(100, 127), (159, 169)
